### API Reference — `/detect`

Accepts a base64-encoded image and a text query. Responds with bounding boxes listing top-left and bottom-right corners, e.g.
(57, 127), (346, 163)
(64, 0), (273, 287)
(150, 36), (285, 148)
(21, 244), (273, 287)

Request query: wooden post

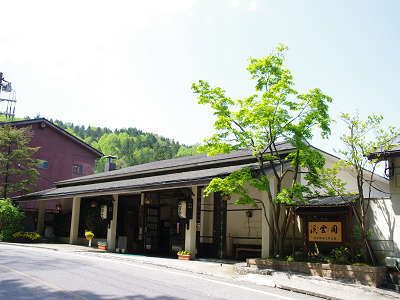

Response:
(185, 186), (198, 258)
(106, 194), (119, 251)
(302, 217), (308, 258)
(36, 200), (46, 235)
(292, 208), (296, 258)
(69, 197), (81, 244)
(349, 206), (354, 261)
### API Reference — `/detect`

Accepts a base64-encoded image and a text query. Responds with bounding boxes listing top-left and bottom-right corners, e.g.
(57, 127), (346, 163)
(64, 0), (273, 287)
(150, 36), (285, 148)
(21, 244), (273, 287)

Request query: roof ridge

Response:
(1, 118), (103, 157)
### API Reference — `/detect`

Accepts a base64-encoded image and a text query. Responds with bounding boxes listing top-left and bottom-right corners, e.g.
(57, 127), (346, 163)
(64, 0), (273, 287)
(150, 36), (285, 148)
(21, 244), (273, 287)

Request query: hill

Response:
(1, 115), (198, 173)
(50, 119), (198, 173)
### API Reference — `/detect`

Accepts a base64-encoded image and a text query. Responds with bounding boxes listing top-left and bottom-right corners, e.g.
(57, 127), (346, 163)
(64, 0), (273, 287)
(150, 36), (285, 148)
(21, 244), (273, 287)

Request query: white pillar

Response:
(107, 194), (119, 251)
(69, 197), (81, 244)
(262, 177), (275, 258)
(185, 186), (198, 257)
(36, 200), (46, 234)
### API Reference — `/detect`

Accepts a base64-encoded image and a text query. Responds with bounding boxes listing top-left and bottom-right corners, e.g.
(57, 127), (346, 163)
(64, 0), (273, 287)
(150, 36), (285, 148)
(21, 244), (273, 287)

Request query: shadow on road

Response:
(0, 278), (186, 300)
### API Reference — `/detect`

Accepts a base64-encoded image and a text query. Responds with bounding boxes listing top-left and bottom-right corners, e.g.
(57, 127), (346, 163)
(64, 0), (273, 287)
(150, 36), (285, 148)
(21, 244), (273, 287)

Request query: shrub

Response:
(0, 199), (25, 241)
(177, 250), (192, 256)
(330, 246), (351, 265)
(12, 232), (40, 241)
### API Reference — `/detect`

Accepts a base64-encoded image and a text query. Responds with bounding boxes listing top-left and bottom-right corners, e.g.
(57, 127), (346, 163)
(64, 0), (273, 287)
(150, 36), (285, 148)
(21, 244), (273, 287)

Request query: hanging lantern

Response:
(90, 201), (97, 208)
(55, 204), (62, 212)
(222, 194), (231, 201)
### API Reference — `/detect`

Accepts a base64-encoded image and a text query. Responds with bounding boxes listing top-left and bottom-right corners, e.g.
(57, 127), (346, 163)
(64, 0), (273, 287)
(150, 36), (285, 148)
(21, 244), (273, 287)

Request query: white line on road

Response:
(0, 245), (299, 300)
(0, 264), (89, 300)
(74, 253), (298, 300)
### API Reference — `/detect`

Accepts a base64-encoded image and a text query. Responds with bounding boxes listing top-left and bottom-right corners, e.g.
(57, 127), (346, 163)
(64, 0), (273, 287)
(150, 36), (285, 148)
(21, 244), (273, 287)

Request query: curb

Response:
(277, 284), (342, 300)
(76, 251), (237, 279)
(2, 243), (396, 299)
(234, 263), (398, 300)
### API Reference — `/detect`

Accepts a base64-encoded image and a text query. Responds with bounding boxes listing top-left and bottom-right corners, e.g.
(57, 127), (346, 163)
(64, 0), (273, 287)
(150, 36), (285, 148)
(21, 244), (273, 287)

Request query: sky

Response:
(1, 0), (399, 156)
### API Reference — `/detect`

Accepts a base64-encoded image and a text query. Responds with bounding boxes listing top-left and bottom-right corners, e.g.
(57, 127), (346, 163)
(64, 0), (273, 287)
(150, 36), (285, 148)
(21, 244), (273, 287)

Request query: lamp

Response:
(55, 204), (62, 212)
(222, 194), (231, 201)
(90, 201), (97, 208)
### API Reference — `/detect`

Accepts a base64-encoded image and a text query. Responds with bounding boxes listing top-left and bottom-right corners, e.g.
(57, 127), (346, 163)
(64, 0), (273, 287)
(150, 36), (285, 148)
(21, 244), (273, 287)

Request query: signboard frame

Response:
(308, 221), (342, 243)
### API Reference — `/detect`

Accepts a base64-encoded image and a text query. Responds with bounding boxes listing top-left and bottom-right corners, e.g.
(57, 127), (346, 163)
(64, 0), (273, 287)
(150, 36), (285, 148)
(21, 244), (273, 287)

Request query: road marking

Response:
(0, 264), (89, 300)
(76, 253), (298, 300)
(0, 246), (298, 300)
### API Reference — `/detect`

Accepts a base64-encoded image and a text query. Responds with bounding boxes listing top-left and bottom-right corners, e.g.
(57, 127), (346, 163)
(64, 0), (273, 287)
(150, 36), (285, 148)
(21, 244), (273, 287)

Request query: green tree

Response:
(176, 144), (199, 157)
(0, 198), (25, 241)
(338, 113), (397, 264)
(192, 45), (333, 256)
(0, 125), (40, 198)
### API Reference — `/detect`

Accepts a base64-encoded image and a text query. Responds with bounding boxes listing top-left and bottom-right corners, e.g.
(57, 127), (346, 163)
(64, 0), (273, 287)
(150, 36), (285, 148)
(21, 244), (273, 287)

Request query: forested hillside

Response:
(1, 116), (198, 173)
(50, 119), (198, 173)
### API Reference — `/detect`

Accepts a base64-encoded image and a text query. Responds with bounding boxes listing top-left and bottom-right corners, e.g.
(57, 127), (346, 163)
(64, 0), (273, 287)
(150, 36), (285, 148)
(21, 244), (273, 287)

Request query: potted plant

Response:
(85, 231), (94, 247)
(97, 241), (108, 250)
(177, 250), (192, 260)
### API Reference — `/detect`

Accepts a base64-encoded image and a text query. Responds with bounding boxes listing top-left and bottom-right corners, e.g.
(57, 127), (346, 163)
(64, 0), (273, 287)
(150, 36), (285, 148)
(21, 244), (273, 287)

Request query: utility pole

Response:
(0, 72), (16, 121)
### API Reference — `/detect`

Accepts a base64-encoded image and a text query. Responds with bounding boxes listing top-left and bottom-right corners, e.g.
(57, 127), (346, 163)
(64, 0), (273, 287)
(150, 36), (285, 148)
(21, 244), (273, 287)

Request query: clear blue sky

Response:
(1, 0), (399, 155)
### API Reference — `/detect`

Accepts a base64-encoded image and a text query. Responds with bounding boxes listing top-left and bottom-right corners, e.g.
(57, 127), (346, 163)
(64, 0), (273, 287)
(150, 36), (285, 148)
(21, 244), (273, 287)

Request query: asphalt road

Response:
(0, 244), (320, 300)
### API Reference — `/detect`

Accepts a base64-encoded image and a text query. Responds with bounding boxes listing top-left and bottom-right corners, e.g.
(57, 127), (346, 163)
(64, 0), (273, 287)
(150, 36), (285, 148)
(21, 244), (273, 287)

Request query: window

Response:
(38, 160), (49, 169)
(72, 164), (83, 175)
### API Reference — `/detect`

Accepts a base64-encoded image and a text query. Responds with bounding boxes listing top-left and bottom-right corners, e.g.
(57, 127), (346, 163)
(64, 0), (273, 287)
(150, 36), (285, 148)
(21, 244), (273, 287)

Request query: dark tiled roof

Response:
(16, 163), (259, 201)
(1, 118), (103, 157)
(57, 142), (295, 186)
(369, 134), (400, 159)
(294, 195), (358, 207)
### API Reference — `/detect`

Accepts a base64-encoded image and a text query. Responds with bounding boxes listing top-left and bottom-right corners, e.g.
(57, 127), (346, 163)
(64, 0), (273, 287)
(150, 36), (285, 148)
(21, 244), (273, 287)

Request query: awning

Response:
(15, 163), (259, 201)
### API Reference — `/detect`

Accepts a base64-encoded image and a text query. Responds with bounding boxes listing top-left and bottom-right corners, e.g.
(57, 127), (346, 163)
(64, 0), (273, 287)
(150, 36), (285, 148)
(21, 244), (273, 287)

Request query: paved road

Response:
(0, 244), (320, 300)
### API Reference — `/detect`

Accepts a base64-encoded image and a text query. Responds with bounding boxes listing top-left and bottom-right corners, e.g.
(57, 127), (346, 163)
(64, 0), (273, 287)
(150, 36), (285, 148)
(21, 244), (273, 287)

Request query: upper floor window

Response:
(72, 164), (83, 175)
(38, 160), (49, 169)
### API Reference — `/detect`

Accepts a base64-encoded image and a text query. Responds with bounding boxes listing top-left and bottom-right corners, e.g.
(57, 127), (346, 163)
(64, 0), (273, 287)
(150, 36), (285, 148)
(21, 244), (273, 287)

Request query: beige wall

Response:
(388, 157), (400, 259)
(366, 198), (397, 262)
(226, 187), (263, 257)
(322, 154), (389, 198)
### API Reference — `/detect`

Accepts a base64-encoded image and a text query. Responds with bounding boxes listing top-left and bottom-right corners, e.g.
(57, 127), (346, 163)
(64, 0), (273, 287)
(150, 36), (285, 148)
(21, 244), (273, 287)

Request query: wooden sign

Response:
(308, 221), (342, 242)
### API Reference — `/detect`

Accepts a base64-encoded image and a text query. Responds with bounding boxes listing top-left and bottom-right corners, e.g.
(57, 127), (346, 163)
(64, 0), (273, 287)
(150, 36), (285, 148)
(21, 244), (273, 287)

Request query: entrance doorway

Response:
(116, 190), (187, 257)
(198, 192), (227, 259)
(117, 194), (141, 253)
(143, 190), (186, 257)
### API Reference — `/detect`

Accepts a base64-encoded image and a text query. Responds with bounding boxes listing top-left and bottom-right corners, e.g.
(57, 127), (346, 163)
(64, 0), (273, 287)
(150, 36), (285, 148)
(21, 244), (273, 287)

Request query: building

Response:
(17, 142), (393, 261)
(368, 134), (400, 260)
(1, 118), (103, 232)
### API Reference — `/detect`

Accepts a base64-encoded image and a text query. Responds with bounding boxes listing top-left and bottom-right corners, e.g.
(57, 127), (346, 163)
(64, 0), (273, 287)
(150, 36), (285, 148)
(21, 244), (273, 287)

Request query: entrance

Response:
(198, 192), (227, 258)
(143, 190), (186, 257)
(117, 194), (141, 253)
(213, 193), (227, 258)
(116, 190), (187, 257)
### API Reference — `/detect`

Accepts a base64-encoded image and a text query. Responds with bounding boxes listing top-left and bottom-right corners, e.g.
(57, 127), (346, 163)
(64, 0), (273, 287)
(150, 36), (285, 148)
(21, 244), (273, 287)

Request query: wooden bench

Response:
(235, 246), (261, 259)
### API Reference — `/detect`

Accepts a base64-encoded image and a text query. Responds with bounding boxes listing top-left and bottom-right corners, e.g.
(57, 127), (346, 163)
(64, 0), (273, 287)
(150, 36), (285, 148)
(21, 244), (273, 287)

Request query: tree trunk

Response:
(3, 142), (11, 199)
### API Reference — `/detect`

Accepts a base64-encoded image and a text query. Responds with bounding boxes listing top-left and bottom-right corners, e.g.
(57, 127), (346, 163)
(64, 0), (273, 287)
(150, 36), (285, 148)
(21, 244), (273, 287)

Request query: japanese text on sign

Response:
(308, 222), (342, 242)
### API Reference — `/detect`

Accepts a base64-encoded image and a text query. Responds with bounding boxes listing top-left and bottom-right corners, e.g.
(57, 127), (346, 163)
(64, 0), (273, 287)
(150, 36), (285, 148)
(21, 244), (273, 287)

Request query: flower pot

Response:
(178, 254), (191, 260)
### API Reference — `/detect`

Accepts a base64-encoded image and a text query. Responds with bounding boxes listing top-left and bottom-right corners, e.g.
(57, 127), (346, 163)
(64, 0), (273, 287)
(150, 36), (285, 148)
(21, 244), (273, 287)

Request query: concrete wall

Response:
(388, 156), (400, 258)
(226, 187), (263, 257)
(322, 154), (389, 198)
(366, 198), (397, 262)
